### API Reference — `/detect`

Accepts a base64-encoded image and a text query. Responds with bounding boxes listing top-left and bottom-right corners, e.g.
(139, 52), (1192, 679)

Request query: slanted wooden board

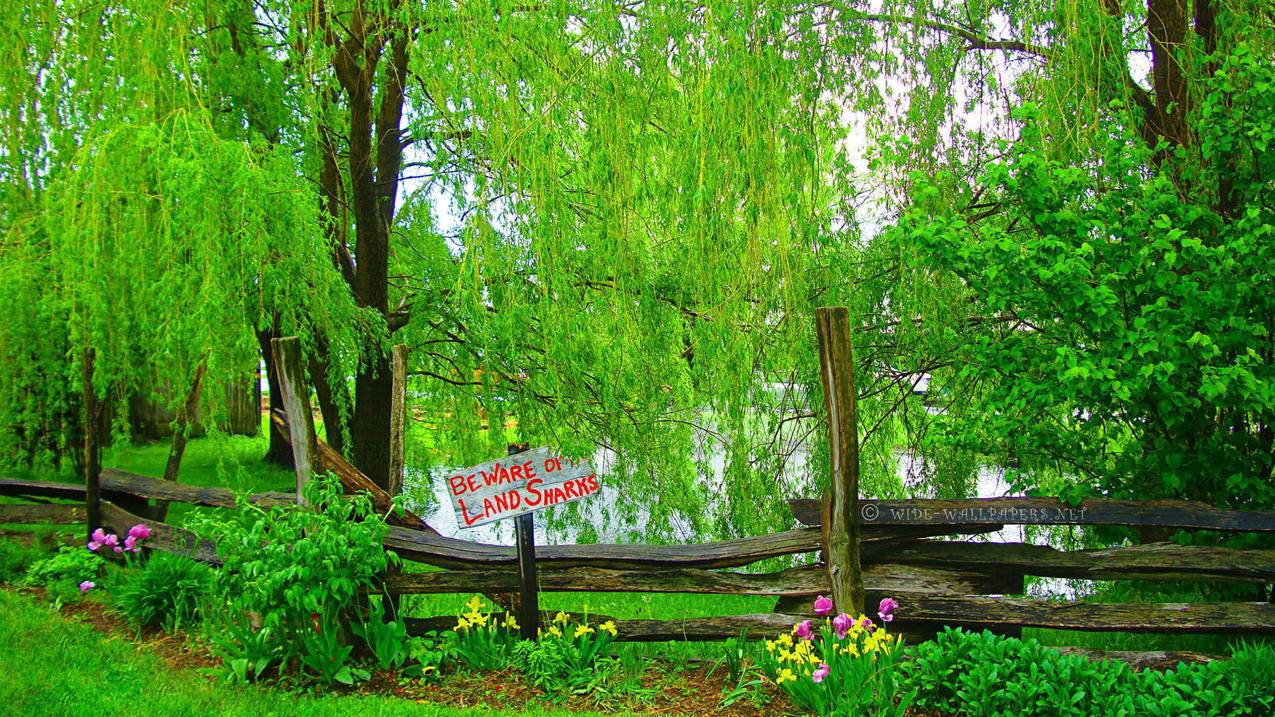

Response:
(788, 497), (1275, 532)
(445, 447), (599, 529)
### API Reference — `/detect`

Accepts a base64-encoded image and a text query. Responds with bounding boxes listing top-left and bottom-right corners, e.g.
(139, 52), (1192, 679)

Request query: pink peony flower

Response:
(878, 597), (898, 623)
(79, 581), (95, 593)
(813, 595), (834, 616)
(123, 535), (138, 552)
(812, 663), (830, 683)
(794, 620), (814, 641)
(128, 524), (150, 540)
(832, 612), (852, 639)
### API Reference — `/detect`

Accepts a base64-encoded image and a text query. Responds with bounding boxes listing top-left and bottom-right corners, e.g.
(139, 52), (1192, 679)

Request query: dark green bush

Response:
(111, 551), (214, 631)
(197, 473), (397, 686)
(904, 628), (1275, 717)
(20, 545), (103, 601)
(0, 537), (51, 583)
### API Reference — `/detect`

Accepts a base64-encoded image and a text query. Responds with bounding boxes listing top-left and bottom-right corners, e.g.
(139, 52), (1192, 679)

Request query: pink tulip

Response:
(813, 595), (834, 616)
(878, 597), (898, 623)
(128, 524), (150, 540)
(812, 663), (830, 683)
(87, 528), (107, 552)
(123, 535), (138, 552)
(79, 581), (94, 593)
(102, 533), (119, 550)
(832, 612), (852, 639)
(794, 620), (813, 641)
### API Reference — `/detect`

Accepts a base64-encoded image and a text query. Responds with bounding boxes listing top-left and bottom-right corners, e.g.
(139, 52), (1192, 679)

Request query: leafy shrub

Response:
(21, 545), (103, 600)
(351, 596), (409, 671)
(511, 610), (619, 696)
(111, 551), (214, 631)
(197, 474), (398, 685)
(756, 597), (911, 717)
(904, 628), (1275, 717)
(0, 537), (51, 583)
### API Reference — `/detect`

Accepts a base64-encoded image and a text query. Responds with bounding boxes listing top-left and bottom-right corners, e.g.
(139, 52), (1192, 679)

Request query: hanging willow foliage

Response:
(3, 0), (1264, 538)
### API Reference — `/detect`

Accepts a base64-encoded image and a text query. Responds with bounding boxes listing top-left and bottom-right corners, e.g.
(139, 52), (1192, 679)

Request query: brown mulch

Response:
(360, 663), (793, 716)
(15, 586), (219, 672)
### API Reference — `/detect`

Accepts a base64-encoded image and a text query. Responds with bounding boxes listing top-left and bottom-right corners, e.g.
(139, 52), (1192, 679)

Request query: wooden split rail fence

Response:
(2, 313), (1273, 662)
(2, 465), (1273, 643)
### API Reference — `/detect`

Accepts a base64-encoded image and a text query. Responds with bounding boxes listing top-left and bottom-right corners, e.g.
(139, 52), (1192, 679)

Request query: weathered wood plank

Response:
(99, 501), (220, 564)
(382, 563), (1009, 598)
(868, 540), (1275, 583)
(790, 497), (1275, 532)
(271, 410), (440, 534)
(388, 344), (409, 498)
(1050, 647), (1219, 670)
(271, 337), (318, 504)
(386, 526), (825, 570)
(893, 596), (1275, 634)
(0, 478), (85, 502)
(815, 306), (865, 616)
(0, 503), (86, 525)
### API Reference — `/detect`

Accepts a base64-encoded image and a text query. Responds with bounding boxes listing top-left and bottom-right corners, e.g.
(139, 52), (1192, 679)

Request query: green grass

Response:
(0, 589), (612, 717)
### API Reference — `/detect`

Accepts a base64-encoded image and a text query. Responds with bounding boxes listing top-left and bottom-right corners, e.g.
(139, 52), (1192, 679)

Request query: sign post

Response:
(509, 444), (539, 640)
(446, 444), (600, 641)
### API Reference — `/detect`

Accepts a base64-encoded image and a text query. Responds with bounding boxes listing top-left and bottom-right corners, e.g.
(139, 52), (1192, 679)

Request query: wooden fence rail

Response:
(789, 497), (1275, 532)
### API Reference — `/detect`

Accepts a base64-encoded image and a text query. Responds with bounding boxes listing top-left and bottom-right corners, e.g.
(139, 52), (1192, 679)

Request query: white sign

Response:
(445, 447), (600, 529)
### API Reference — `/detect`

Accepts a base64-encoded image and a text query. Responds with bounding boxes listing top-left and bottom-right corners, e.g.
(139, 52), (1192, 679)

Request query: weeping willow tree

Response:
(3, 0), (1267, 539)
(0, 4), (367, 475)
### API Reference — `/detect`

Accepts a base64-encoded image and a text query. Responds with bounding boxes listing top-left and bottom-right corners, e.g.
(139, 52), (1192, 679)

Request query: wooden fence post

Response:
(815, 307), (865, 617)
(82, 347), (101, 540)
(271, 337), (319, 504)
(388, 345), (409, 497)
(509, 443), (539, 640)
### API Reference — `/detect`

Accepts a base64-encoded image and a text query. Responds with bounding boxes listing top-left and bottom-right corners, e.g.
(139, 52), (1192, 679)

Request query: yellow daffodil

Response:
(765, 639), (776, 653)
(776, 668), (796, 685)
(465, 596), (484, 613)
(455, 617), (471, 630)
(599, 620), (617, 637)
(547, 625), (562, 638)
(574, 624), (595, 638)
(777, 648), (793, 663)
(554, 611), (569, 625)
(502, 614), (519, 630)
(776, 633), (793, 648)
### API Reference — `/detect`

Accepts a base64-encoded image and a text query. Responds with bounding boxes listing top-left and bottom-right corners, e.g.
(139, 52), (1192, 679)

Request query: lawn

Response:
(0, 589), (607, 717)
